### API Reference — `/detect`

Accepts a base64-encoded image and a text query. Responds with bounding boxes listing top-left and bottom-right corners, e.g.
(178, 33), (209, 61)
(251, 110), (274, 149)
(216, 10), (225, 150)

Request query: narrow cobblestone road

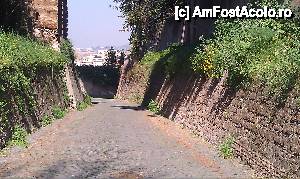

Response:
(0, 99), (253, 178)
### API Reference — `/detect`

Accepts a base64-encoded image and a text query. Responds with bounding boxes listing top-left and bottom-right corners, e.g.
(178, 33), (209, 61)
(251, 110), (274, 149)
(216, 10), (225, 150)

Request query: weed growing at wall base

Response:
(41, 106), (67, 127)
(41, 115), (55, 127)
(147, 100), (161, 114)
(219, 136), (235, 159)
(52, 106), (67, 120)
(77, 95), (92, 111)
(7, 125), (28, 148)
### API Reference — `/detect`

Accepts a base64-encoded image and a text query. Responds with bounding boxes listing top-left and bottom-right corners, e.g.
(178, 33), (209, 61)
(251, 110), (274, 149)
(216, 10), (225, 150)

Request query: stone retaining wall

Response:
(0, 68), (68, 149)
(117, 66), (300, 178)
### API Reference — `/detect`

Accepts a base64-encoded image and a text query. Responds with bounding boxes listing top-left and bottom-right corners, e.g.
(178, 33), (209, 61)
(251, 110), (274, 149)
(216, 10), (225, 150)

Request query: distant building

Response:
(92, 55), (106, 66)
(75, 55), (93, 66)
(97, 50), (108, 59)
(75, 54), (106, 67)
(75, 48), (131, 67)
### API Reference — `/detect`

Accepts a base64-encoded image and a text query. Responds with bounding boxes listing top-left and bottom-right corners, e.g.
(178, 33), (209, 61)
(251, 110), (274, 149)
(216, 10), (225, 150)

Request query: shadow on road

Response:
(1, 158), (148, 179)
(111, 105), (145, 111)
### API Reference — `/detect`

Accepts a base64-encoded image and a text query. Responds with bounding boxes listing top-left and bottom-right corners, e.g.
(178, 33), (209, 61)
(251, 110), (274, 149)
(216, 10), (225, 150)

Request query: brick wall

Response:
(31, 0), (68, 44)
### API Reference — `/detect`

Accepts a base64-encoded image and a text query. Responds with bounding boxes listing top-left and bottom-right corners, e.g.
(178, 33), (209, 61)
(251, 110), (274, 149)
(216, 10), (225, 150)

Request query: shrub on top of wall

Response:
(0, 32), (67, 69)
(136, 43), (195, 78)
(125, 1), (300, 105)
(191, 2), (300, 102)
(124, 43), (196, 105)
(60, 38), (75, 62)
(0, 31), (69, 149)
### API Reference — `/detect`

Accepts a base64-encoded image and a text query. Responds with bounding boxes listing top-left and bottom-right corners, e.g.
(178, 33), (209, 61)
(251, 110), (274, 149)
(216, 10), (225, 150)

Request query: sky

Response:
(68, 0), (130, 48)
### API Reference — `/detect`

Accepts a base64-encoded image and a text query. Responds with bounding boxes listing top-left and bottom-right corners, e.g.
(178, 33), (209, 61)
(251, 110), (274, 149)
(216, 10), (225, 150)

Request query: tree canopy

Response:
(113, 0), (184, 60)
(0, 0), (33, 34)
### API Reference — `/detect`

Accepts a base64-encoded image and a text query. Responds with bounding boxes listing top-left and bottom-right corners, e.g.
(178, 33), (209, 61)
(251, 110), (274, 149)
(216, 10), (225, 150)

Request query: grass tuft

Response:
(77, 95), (92, 111)
(147, 100), (160, 114)
(52, 106), (67, 120)
(7, 125), (28, 148)
(219, 136), (235, 159)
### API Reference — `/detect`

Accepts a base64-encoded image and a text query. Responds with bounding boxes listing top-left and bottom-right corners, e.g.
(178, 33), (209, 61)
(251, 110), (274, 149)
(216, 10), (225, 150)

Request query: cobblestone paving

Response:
(0, 99), (253, 178)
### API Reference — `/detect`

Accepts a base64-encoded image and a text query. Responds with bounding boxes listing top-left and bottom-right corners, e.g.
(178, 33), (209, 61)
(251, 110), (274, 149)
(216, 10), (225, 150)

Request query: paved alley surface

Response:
(0, 99), (253, 178)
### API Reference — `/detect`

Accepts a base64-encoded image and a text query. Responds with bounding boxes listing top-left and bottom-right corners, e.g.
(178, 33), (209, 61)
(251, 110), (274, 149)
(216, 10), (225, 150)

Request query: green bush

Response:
(77, 102), (89, 111)
(219, 136), (235, 159)
(83, 95), (92, 105)
(7, 125), (28, 147)
(0, 32), (68, 69)
(130, 1), (300, 103)
(41, 115), (55, 127)
(139, 44), (195, 78)
(147, 100), (160, 114)
(0, 32), (69, 148)
(52, 106), (67, 120)
(60, 38), (75, 61)
(139, 47), (170, 69)
(77, 95), (92, 111)
(191, 2), (300, 101)
(126, 49), (169, 97)
(163, 44), (195, 77)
